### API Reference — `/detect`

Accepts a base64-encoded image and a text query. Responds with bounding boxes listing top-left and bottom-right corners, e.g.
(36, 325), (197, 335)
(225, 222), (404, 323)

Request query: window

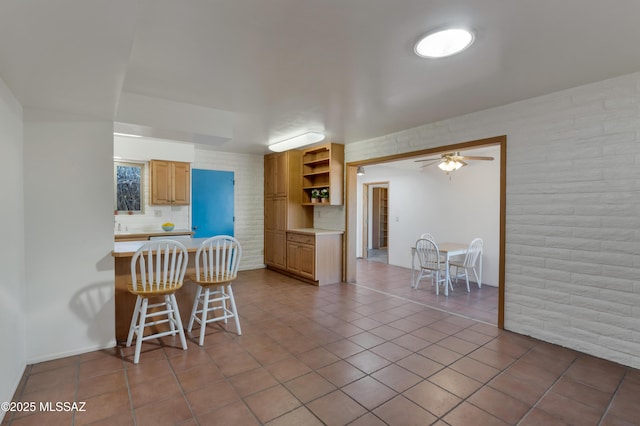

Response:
(114, 161), (145, 214)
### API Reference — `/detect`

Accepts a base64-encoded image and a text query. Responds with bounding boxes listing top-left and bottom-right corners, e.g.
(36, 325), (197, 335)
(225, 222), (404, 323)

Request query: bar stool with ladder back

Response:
(188, 235), (242, 346)
(126, 240), (189, 364)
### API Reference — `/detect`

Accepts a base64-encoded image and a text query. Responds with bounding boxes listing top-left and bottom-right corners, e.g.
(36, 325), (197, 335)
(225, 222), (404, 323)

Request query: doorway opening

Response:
(362, 182), (389, 264)
(345, 135), (506, 328)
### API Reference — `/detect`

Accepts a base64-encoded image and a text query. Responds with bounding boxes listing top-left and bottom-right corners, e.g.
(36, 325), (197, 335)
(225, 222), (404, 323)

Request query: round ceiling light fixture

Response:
(414, 28), (475, 58)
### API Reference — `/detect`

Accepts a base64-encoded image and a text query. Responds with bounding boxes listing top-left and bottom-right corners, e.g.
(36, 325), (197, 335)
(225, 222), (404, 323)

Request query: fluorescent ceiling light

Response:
(113, 132), (142, 138)
(415, 28), (474, 58)
(268, 131), (325, 152)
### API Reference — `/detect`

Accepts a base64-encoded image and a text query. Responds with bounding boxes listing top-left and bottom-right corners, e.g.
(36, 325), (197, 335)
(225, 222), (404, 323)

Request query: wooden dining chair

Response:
(420, 233), (445, 261)
(414, 238), (452, 295)
(449, 238), (483, 292)
(127, 240), (188, 364)
(188, 236), (242, 346)
(420, 232), (435, 241)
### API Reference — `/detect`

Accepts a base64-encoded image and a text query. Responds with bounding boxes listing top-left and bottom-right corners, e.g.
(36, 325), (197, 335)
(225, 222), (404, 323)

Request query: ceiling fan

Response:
(415, 151), (494, 172)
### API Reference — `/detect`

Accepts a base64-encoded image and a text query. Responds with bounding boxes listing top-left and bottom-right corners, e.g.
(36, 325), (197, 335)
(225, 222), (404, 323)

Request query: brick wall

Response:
(342, 72), (640, 368)
(193, 147), (265, 270)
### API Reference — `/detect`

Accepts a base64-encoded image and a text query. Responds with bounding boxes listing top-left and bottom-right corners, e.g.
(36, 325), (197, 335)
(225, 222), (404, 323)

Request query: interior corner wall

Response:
(23, 115), (116, 363)
(344, 72), (640, 369)
(0, 76), (25, 422)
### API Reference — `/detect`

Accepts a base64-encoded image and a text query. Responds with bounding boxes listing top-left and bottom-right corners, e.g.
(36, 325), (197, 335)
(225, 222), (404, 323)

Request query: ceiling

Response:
(1, 0), (639, 155)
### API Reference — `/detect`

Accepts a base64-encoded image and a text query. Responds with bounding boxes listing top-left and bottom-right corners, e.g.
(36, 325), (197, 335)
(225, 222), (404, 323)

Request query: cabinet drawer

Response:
(287, 233), (315, 245)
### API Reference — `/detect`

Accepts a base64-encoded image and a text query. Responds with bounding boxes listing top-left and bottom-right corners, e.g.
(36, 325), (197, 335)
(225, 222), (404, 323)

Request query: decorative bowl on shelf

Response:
(162, 222), (175, 232)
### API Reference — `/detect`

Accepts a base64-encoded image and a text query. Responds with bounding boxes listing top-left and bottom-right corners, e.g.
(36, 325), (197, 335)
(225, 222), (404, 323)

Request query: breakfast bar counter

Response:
(112, 238), (207, 342)
(114, 230), (194, 241)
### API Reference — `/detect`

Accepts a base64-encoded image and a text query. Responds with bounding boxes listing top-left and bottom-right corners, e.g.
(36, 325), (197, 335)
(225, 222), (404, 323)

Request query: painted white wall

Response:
(114, 136), (194, 233)
(0, 75), (25, 422)
(344, 72), (640, 369)
(24, 115), (115, 363)
(356, 150), (500, 286)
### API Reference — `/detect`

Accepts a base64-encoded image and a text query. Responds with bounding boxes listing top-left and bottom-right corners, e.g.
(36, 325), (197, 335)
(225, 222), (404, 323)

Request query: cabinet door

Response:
(286, 241), (299, 273)
(273, 197), (287, 231)
(151, 160), (172, 204)
(265, 197), (286, 231)
(265, 199), (276, 231)
(298, 244), (315, 279)
(150, 160), (191, 205)
(272, 231), (286, 269)
(265, 230), (276, 265)
(172, 162), (191, 205)
(264, 155), (277, 198)
(266, 230), (286, 268)
(275, 153), (288, 197)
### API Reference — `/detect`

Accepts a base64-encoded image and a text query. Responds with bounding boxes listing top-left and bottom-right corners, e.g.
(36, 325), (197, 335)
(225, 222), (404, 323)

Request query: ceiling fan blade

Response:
(414, 157), (440, 162)
(459, 155), (494, 161)
(418, 159), (441, 167)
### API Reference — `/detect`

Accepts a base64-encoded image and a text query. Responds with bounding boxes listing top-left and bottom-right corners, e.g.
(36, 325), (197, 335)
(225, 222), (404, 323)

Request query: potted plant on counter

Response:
(311, 189), (320, 203)
(320, 188), (329, 203)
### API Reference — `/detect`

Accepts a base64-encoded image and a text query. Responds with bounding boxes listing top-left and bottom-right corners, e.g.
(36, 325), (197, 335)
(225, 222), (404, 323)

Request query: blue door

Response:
(191, 169), (234, 238)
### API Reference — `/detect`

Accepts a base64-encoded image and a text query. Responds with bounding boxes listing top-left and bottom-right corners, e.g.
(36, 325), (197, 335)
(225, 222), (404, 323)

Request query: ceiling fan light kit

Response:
(416, 151), (494, 173)
(438, 159), (464, 172)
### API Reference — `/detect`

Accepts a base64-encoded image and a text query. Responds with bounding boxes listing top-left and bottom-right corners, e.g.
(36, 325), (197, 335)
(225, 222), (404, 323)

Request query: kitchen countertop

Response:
(112, 237), (208, 257)
(287, 228), (344, 235)
(114, 230), (194, 240)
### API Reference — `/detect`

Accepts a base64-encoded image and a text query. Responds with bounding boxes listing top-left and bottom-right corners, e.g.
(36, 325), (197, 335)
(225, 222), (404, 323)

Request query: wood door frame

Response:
(361, 182), (389, 258)
(362, 184), (368, 258)
(345, 135), (507, 329)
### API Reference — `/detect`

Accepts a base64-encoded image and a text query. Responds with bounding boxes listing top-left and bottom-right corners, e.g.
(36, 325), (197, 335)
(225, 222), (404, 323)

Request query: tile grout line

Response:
(513, 350), (580, 426)
(71, 355), (80, 426)
(121, 346), (139, 426)
(597, 368), (627, 426)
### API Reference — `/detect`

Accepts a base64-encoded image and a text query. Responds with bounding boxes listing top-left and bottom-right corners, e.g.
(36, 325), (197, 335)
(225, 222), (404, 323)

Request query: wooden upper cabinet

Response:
(172, 162), (190, 204)
(150, 160), (191, 205)
(264, 155), (278, 198)
(274, 153), (288, 197)
(301, 143), (344, 205)
(265, 152), (289, 198)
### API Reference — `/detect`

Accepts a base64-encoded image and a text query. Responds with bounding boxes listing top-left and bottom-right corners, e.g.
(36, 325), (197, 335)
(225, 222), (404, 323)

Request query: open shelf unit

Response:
(301, 143), (344, 206)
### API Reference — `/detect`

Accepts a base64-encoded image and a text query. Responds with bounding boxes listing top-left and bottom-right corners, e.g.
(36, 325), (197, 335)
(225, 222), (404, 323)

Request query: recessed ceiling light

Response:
(414, 28), (475, 58)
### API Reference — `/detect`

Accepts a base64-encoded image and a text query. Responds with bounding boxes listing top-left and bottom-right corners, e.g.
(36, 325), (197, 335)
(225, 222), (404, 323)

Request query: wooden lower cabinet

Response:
(265, 230), (286, 269)
(286, 230), (342, 285)
(286, 235), (315, 280)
